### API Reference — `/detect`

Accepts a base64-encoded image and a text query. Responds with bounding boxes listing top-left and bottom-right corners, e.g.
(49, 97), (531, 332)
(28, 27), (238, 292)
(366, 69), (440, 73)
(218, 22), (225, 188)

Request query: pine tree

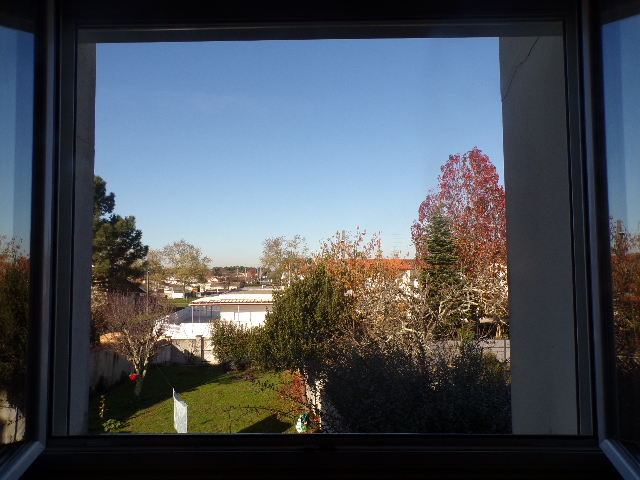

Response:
(418, 213), (469, 338)
(92, 175), (148, 290)
(418, 212), (461, 288)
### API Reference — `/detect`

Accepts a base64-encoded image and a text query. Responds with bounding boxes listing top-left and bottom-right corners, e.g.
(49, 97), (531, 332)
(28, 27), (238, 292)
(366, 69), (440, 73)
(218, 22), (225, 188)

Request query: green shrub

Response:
(102, 418), (126, 432)
(210, 318), (254, 370)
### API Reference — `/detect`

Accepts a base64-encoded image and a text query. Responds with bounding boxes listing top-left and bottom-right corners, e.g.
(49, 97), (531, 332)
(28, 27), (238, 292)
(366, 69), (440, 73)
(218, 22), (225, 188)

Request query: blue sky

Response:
(95, 38), (504, 266)
(603, 15), (640, 235)
(0, 27), (34, 253)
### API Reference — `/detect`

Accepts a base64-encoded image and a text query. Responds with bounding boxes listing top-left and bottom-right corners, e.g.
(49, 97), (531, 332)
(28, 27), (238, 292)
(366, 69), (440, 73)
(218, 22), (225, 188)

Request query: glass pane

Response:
(0, 25), (34, 444)
(87, 34), (561, 435)
(603, 13), (640, 447)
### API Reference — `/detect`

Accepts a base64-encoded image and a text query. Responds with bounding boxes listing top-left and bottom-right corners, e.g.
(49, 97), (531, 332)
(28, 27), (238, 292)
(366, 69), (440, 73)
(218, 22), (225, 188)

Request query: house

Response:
(189, 287), (273, 328)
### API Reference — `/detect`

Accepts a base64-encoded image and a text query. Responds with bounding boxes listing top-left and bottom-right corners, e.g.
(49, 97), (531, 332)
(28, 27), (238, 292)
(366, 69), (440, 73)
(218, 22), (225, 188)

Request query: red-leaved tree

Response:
(412, 148), (508, 336)
(412, 147), (506, 279)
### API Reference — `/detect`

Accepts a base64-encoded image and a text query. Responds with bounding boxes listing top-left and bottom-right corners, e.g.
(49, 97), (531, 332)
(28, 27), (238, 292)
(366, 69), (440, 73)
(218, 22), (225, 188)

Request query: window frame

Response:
(2, 0), (633, 478)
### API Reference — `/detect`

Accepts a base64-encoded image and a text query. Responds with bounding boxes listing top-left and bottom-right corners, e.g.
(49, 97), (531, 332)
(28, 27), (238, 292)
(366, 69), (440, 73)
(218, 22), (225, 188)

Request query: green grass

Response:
(89, 365), (305, 434)
(161, 297), (194, 311)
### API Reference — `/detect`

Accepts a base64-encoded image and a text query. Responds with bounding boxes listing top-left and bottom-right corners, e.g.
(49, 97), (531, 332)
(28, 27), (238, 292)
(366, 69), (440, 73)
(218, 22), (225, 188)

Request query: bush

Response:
(102, 418), (126, 432)
(319, 339), (511, 433)
(210, 318), (254, 370)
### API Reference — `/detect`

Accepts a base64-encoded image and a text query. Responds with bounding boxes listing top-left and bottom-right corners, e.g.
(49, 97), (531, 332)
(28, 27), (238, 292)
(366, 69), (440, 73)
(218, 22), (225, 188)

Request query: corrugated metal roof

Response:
(192, 298), (273, 305)
(190, 293), (273, 306)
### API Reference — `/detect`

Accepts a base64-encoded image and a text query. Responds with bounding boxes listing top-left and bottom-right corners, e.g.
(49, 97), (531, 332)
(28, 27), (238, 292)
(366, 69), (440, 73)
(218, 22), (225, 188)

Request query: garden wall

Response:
(90, 337), (217, 394)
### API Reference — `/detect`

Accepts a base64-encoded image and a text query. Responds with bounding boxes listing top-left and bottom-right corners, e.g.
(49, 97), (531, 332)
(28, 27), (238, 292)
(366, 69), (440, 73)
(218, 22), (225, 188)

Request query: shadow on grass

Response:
(88, 364), (244, 432)
(237, 414), (292, 433)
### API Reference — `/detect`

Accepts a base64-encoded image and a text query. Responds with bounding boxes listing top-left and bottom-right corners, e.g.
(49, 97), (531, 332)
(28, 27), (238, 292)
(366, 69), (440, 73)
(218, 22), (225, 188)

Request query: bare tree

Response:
(99, 293), (173, 400)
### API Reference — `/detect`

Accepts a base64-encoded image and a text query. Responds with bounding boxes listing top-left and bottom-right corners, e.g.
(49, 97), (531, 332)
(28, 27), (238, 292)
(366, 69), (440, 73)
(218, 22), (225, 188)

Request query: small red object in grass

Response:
(129, 374), (139, 381)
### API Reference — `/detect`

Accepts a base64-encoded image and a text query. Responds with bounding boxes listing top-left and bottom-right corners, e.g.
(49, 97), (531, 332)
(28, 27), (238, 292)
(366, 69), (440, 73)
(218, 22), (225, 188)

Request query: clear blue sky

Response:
(603, 15), (640, 235)
(95, 37), (504, 266)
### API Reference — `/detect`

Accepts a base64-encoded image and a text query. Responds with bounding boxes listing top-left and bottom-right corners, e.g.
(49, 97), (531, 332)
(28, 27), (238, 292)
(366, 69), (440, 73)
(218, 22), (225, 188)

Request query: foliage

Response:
(415, 213), (470, 337)
(321, 339), (510, 433)
(609, 218), (640, 442)
(102, 418), (126, 433)
(0, 237), (29, 410)
(153, 240), (211, 295)
(412, 147), (506, 279)
(92, 175), (148, 290)
(144, 249), (166, 293)
(610, 218), (640, 371)
(418, 213), (462, 288)
(411, 148), (508, 336)
(252, 227), (511, 433)
(260, 235), (308, 286)
(252, 264), (352, 374)
(98, 293), (173, 401)
(210, 318), (255, 371)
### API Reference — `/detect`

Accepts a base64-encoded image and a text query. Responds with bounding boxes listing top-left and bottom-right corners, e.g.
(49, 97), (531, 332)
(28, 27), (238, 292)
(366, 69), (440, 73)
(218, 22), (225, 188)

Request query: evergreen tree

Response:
(418, 212), (462, 288)
(418, 212), (469, 338)
(92, 175), (148, 290)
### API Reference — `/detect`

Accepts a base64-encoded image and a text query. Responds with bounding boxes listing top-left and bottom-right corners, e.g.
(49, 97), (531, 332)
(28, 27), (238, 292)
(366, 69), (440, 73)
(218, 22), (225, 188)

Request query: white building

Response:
(189, 288), (273, 328)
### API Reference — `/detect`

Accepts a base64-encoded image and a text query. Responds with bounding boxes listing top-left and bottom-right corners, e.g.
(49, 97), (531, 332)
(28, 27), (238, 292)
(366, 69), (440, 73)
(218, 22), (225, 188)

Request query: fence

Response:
(479, 338), (511, 362)
(90, 337), (217, 394)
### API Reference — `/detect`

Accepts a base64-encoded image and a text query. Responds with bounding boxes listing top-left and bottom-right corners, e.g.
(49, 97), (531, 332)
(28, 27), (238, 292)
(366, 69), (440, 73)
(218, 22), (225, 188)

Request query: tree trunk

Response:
(134, 376), (144, 401)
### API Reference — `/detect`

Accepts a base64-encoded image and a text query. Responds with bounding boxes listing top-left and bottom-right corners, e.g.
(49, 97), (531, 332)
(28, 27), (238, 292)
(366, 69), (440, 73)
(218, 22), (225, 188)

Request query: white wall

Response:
(500, 36), (578, 435)
(219, 304), (272, 328)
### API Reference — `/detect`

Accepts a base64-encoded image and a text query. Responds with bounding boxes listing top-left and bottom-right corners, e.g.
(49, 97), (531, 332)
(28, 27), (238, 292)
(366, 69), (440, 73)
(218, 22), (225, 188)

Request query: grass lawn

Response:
(161, 297), (194, 311)
(89, 365), (305, 434)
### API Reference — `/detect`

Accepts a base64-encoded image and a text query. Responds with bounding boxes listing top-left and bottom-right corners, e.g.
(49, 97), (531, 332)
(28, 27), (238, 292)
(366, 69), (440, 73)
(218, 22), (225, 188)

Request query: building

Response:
(189, 288), (274, 328)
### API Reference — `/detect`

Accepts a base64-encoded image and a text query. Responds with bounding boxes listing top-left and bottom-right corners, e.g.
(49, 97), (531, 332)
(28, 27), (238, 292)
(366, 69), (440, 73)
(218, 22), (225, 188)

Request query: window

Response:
(0, 23), (34, 447)
(0, 0), (633, 478)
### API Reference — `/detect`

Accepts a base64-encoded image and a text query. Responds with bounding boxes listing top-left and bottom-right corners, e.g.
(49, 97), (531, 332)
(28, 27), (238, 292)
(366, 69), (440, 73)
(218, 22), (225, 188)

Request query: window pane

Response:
(86, 34), (565, 435)
(603, 13), (640, 448)
(0, 25), (34, 444)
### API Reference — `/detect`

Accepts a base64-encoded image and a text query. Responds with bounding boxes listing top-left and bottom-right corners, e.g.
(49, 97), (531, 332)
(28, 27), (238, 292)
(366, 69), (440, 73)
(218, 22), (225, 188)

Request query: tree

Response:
(252, 230), (511, 433)
(260, 235), (308, 286)
(99, 293), (173, 401)
(158, 240), (211, 295)
(93, 175), (148, 290)
(0, 237), (29, 413)
(144, 249), (166, 293)
(411, 148), (508, 336)
(414, 213), (471, 338)
(609, 218), (640, 442)
(418, 212), (462, 288)
(412, 147), (506, 279)
(253, 264), (351, 374)
(610, 218), (640, 372)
